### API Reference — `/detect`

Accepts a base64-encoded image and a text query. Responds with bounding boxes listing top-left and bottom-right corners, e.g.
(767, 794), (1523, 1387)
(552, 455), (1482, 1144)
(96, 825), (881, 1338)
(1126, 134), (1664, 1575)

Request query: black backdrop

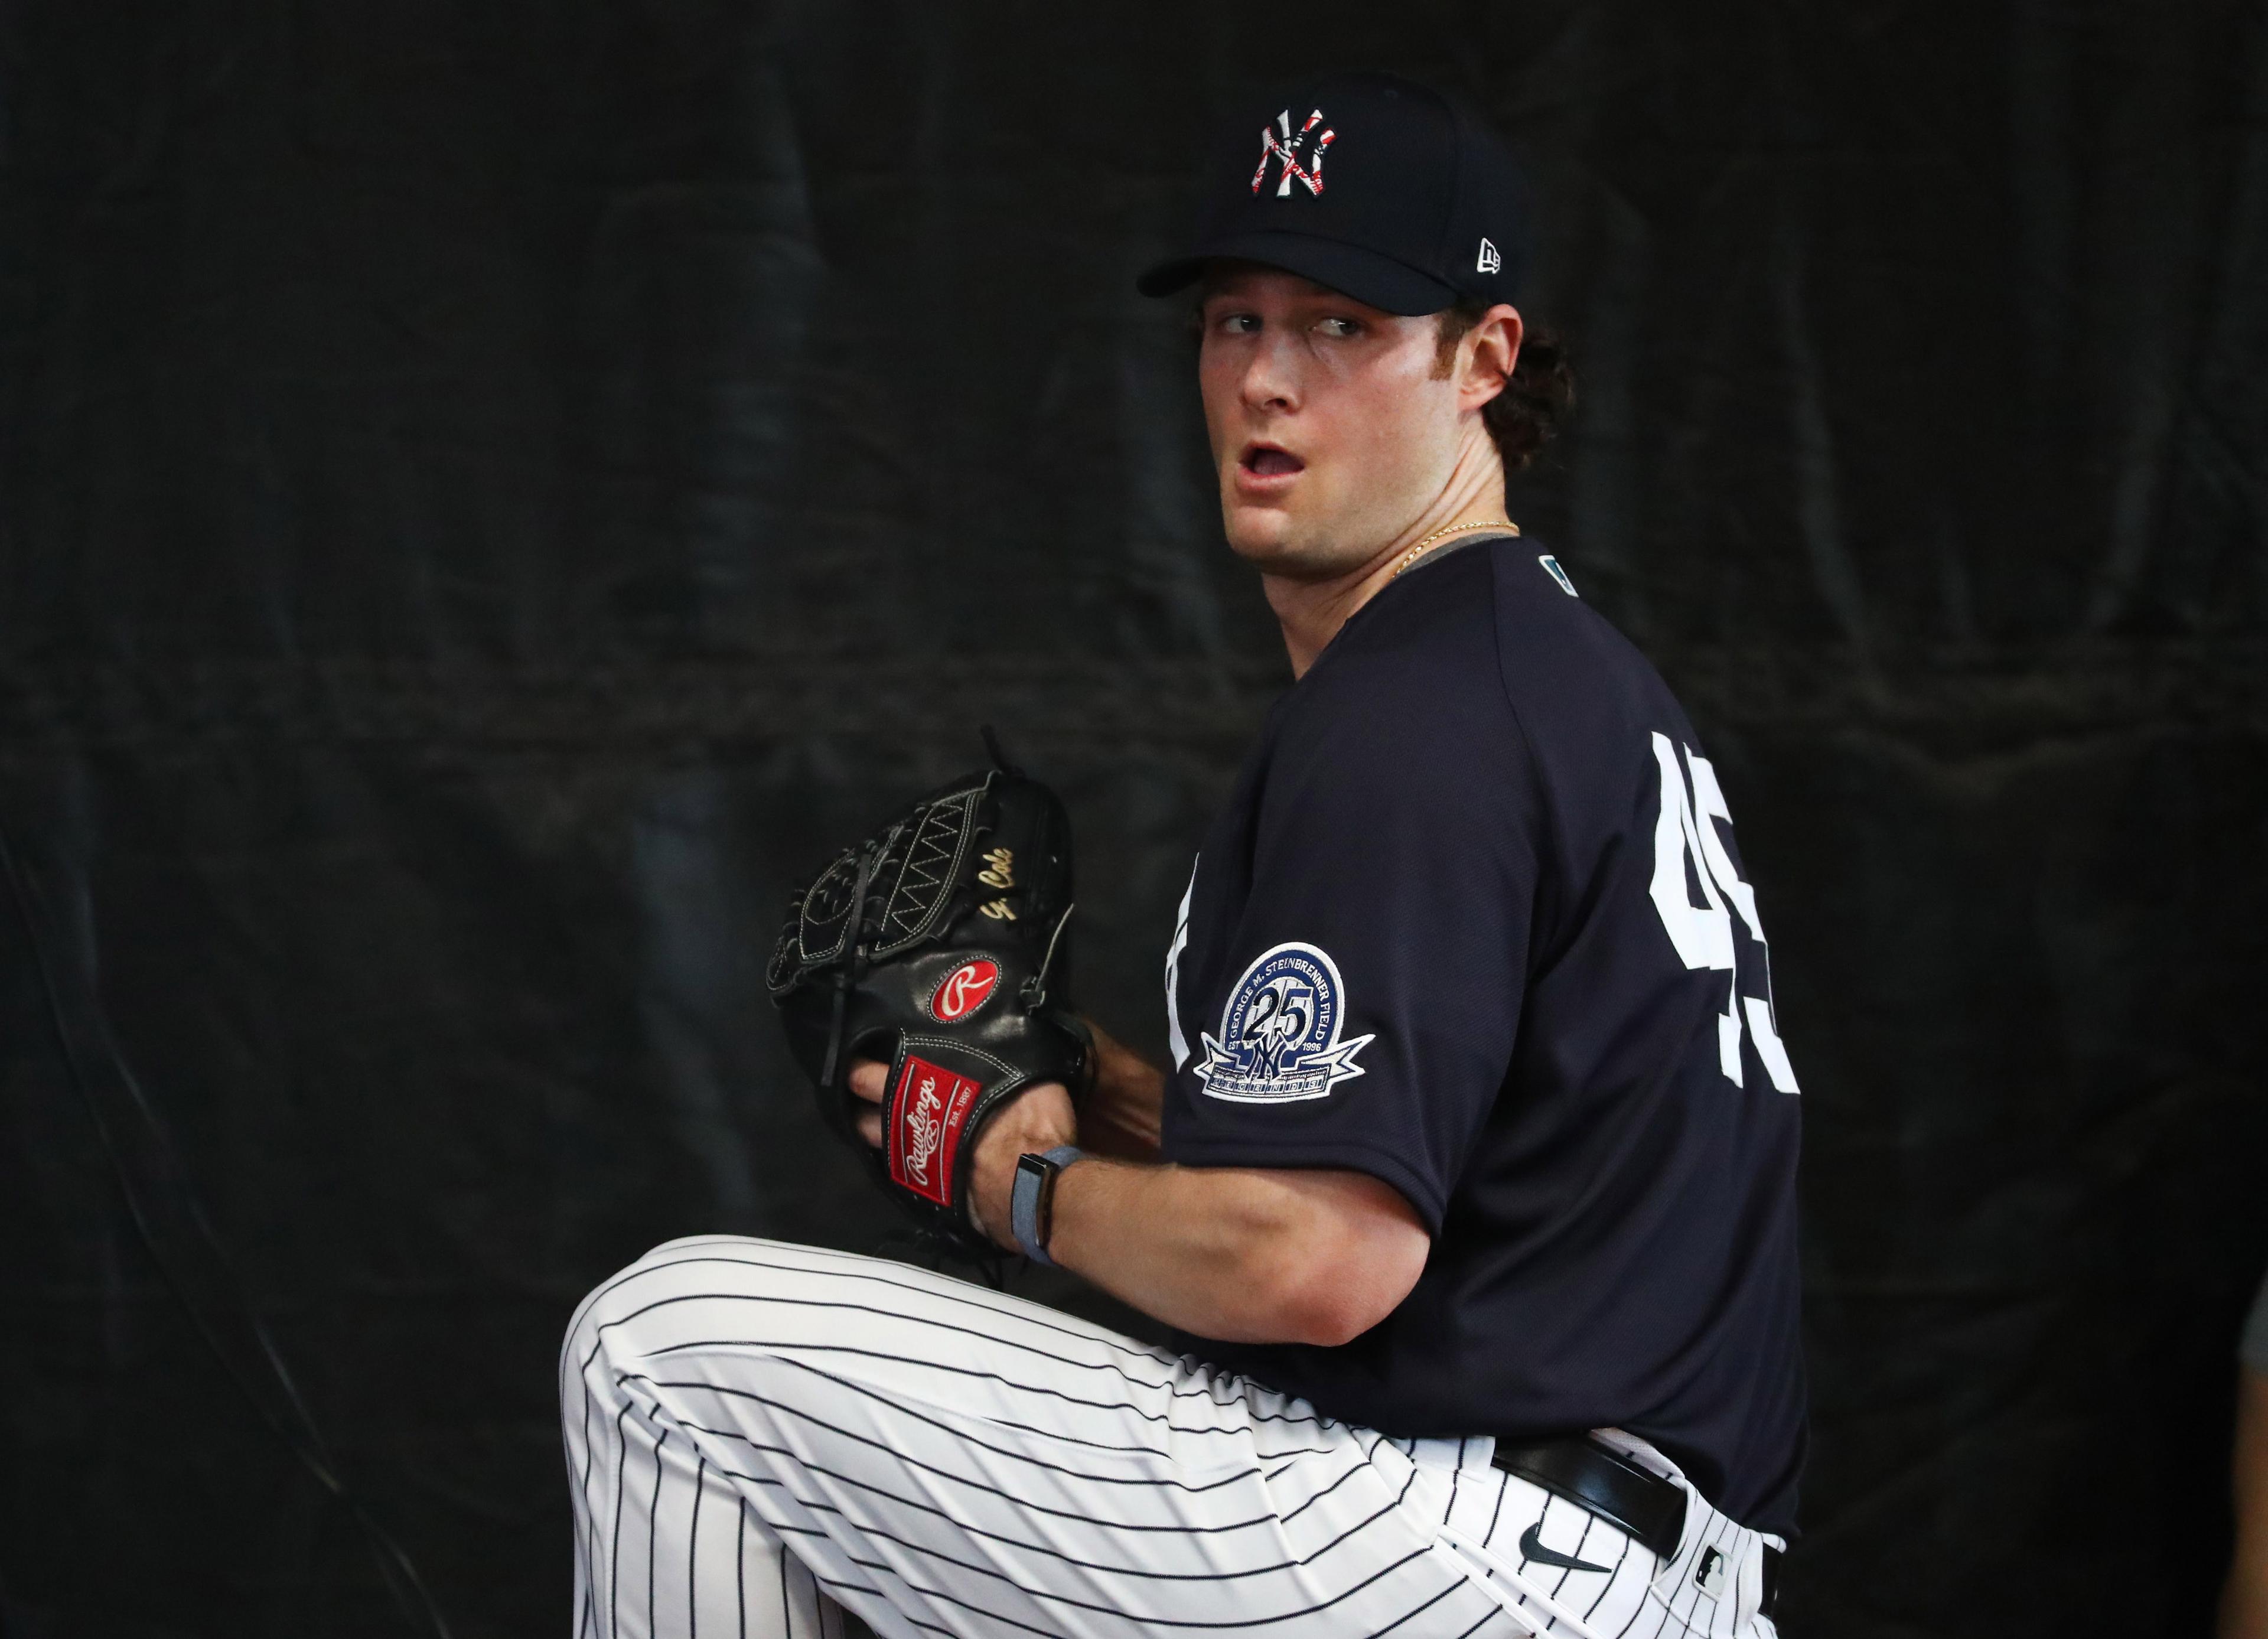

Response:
(5, 4), (2267, 1636)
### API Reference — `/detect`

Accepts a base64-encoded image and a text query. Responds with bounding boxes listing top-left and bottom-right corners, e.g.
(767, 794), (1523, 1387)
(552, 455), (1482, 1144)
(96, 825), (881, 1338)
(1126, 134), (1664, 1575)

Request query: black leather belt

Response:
(1490, 1436), (1781, 1617)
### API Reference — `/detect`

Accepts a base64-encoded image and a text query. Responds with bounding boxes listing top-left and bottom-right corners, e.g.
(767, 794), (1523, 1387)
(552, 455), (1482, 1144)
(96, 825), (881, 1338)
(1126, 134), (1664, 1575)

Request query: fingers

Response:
(845, 1058), (889, 1149)
(842, 1060), (1078, 1168)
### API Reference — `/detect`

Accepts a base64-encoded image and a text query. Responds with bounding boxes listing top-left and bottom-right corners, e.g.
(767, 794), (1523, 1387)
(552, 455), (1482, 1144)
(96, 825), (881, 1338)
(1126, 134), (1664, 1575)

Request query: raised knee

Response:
(562, 1234), (839, 1376)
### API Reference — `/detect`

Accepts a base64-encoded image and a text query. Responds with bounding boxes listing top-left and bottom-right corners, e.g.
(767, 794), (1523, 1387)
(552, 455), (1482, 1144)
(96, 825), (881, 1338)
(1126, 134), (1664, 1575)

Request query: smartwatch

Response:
(1011, 1145), (1086, 1267)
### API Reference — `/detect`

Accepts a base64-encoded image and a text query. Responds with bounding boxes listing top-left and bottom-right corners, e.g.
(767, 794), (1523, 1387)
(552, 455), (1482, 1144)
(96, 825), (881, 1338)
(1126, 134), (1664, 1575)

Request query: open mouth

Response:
(1239, 442), (1305, 479)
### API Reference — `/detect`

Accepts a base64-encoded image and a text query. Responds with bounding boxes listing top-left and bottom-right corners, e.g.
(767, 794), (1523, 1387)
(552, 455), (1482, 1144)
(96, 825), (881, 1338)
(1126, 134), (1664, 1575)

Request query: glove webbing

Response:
(817, 835), (885, 1093)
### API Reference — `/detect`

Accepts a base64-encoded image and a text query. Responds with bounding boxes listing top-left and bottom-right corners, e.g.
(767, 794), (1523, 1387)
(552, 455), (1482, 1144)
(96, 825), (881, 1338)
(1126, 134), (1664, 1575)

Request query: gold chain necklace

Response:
(1390, 519), (1519, 579)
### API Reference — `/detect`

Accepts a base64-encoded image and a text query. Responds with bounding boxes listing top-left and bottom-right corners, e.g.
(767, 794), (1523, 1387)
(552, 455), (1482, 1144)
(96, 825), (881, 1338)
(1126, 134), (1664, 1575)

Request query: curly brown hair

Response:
(1433, 301), (1575, 473)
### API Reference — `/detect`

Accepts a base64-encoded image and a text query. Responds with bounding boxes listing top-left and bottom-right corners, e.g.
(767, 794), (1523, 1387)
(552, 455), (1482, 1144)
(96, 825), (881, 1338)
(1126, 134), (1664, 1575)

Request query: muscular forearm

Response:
(1046, 1156), (1427, 1345)
(1049, 1027), (1423, 1341)
(849, 1047), (1428, 1346)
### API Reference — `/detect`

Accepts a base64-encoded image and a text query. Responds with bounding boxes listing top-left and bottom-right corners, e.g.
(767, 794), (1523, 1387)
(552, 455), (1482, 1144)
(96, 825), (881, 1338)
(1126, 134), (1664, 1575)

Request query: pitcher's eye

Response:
(1315, 316), (1365, 340)
(1213, 312), (1262, 335)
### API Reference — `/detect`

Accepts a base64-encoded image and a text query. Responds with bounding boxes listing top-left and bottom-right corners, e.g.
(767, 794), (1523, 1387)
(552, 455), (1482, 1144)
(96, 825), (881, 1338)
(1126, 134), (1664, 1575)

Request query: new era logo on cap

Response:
(1139, 70), (1532, 317)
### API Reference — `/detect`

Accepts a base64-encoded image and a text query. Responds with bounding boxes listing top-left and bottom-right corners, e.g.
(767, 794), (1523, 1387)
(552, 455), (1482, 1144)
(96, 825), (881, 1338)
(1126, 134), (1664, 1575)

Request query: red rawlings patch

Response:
(930, 959), (1001, 1023)
(888, 1055), (983, 1207)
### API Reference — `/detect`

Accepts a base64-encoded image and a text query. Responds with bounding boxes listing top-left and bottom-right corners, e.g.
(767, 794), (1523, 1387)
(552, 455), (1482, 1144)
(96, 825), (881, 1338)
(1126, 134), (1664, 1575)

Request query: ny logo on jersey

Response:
(1648, 732), (1800, 1094)
(1252, 109), (1336, 197)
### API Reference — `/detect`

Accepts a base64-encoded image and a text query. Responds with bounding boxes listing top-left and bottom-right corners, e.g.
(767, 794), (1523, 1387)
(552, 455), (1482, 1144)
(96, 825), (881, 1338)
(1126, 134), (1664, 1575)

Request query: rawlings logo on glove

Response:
(767, 749), (1091, 1259)
(930, 961), (999, 1022)
(891, 1056), (978, 1204)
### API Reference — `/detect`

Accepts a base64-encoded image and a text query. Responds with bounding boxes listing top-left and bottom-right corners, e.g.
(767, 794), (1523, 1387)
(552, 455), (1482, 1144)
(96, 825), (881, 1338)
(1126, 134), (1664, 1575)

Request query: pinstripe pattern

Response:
(562, 1238), (1783, 1638)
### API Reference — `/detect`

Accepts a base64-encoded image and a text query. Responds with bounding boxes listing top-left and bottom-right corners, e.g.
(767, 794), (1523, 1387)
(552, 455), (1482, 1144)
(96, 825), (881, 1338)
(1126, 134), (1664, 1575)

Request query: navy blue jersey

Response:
(1159, 536), (1807, 1536)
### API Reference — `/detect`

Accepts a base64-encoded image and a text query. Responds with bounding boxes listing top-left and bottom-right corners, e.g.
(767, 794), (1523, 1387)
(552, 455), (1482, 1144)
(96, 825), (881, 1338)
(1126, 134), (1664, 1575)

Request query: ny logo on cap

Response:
(1252, 109), (1336, 198)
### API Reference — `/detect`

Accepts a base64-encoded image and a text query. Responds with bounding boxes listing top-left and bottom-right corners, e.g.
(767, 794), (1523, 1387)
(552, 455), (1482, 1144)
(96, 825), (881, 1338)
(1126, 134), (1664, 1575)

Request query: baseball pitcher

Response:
(562, 70), (1805, 1639)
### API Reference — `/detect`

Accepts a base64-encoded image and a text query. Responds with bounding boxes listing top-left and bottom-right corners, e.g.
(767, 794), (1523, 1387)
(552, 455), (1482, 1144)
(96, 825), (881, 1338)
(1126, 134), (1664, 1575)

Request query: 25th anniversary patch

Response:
(1195, 941), (1374, 1103)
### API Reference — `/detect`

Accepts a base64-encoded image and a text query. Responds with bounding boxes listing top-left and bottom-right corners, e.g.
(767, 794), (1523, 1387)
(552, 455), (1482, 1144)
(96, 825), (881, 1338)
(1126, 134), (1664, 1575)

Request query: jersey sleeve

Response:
(1164, 670), (1542, 1233)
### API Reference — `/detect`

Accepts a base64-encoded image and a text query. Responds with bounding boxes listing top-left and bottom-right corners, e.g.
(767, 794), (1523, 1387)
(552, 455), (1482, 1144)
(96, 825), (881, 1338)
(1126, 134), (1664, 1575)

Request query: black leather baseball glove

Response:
(767, 752), (1092, 1259)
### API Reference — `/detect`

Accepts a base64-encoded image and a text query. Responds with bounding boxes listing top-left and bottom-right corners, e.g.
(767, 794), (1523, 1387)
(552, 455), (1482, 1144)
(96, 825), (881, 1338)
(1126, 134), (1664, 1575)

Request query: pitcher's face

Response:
(1197, 265), (1467, 579)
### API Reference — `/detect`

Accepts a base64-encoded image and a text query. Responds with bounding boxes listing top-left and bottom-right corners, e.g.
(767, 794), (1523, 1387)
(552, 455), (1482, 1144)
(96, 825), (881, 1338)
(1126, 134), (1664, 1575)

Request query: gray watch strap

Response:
(1011, 1145), (1086, 1267)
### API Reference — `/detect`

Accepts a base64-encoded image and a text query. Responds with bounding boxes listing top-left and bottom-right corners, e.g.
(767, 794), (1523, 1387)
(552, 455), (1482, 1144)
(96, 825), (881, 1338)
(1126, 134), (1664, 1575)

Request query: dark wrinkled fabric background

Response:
(4, 4), (2266, 1636)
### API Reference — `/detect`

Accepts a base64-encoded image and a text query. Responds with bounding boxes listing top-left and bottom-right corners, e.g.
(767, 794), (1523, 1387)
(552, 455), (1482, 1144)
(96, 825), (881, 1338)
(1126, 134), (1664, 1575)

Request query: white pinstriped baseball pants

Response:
(562, 1237), (1784, 1639)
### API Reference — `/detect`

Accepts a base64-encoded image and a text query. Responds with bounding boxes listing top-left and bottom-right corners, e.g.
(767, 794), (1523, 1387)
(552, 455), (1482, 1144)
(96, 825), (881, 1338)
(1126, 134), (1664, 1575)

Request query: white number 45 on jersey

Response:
(1648, 732), (1800, 1094)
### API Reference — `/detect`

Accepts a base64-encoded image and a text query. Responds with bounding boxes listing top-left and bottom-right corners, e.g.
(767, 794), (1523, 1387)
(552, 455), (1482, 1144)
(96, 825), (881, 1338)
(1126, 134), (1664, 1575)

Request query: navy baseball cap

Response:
(1137, 71), (1532, 315)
